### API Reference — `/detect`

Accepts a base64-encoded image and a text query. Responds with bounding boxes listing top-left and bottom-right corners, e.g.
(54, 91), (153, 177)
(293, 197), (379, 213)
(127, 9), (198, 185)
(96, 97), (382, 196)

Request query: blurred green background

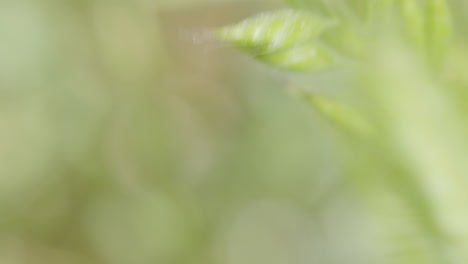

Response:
(3, 0), (468, 264)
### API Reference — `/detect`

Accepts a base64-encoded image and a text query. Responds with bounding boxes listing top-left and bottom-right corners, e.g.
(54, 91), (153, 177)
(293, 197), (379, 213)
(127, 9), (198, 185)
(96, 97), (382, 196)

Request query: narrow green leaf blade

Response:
(294, 89), (374, 137)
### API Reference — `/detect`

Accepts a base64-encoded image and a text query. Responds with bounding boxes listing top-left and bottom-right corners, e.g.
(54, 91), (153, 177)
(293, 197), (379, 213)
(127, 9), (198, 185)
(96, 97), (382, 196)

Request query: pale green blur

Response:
(1, 1), (468, 264)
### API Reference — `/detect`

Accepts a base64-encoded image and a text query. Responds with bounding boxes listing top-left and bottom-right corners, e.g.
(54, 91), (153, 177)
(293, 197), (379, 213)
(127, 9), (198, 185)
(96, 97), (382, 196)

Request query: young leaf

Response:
(216, 9), (333, 55)
(258, 42), (334, 71)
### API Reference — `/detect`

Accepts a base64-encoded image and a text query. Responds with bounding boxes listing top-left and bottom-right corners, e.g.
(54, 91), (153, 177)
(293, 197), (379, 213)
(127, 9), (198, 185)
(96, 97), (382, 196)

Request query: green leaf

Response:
(216, 9), (333, 55)
(258, 42), (334, 71)
(294, 89), (374, 137)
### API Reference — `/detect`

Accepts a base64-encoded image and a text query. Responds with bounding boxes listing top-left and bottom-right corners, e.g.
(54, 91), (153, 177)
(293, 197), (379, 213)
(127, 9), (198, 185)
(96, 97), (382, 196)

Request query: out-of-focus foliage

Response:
(216, 0), (468, 264)
(216, 9), (335, 70)
(2, 0), (468, 264)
